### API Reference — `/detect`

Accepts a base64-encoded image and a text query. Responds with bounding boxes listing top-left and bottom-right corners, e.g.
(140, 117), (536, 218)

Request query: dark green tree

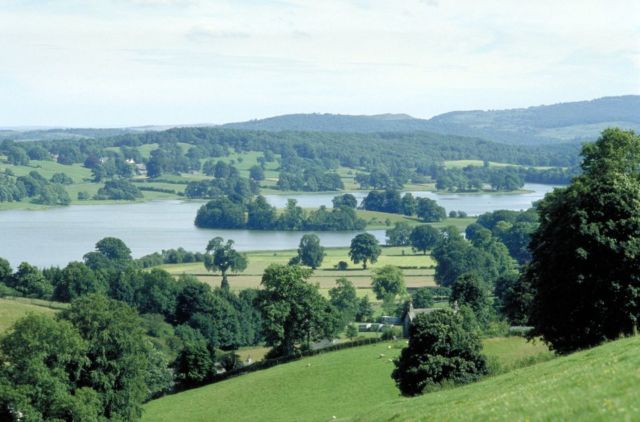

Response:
(371, 265), (406, 300)
(411, 288), (434, 308)
(349, 233), (381, 269)
(410, 225), (441, 254)
(416, 197), (446, 222)
(528, 128), (640, 353)
(450, 273), (492, 325)
(391, 309), (488, 396)
(53, 261), (107, 302)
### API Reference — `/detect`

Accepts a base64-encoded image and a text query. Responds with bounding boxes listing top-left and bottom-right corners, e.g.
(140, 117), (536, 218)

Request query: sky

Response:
(0, 0), (638, 127)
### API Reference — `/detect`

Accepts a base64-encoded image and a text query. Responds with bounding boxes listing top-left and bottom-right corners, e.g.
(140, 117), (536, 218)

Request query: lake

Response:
(0, 183), (559, 267)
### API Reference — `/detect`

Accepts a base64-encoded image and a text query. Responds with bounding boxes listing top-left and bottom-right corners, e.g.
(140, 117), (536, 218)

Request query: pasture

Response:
(0, 297), (61, 333)
(142, 336), (551, 422)
(159, 246), (437, 293)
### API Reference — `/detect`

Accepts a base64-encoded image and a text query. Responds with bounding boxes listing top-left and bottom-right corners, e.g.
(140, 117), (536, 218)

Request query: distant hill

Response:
(223, 95), (640, 145)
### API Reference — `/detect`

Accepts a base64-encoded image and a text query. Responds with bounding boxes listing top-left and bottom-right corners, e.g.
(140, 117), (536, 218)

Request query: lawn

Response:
(142, 336), (551, 422)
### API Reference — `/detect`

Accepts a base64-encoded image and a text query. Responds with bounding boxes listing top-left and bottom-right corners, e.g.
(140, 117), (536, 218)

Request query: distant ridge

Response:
(223, 95), (640, 145)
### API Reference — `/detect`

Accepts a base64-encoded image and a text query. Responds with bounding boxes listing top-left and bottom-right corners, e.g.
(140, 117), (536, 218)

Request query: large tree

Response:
(257, 264), (340, 356)
(297, 234), (325, 269)
(410, 225), (441, 255)
(204, 237), (248, 290)
(349, 233), (381, 269)
(528, 128), (640, 354)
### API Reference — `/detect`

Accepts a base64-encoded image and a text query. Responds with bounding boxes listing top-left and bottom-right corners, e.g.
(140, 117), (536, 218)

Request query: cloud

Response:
(186, 26), (252, 42)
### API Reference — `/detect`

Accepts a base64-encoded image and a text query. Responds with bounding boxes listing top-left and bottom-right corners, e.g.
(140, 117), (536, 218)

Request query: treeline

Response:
(416, 163), (575, 192)
(0, 170), (70, 205)
(0, 236), (354, 420)
(361, 190), (446, 221)
(195, 196), (366, 231)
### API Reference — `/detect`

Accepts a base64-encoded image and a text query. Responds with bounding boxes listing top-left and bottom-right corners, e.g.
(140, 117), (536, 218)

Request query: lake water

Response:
(0, 183), (559, 267)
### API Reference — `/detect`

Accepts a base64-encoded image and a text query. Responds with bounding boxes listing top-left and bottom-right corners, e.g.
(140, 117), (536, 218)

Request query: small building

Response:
(402, 302), (439, 337)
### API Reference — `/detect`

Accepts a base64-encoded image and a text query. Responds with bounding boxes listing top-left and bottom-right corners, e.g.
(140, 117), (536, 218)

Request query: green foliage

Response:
(349, 233), (381, 269)
(195, 197), (246, 229)
(371, 265), (406, 300)
(450, 273), (493, 326)
(60, 295), (151, 420)
(411, 288), (434, 308)
(392, 309), (488, 396)
(296, 234), (325, 269)
(416, 197), (446, 222)
(528, 128), (640, 354)
(257, 264), (340, 357)
(53, 261), (108, 302)
(494, 272), (533, 325)
(50, 172), (74, 185)
(332, 193), (358, 209)
(345, 324), (359, 340)
(385, 221), (412, 246)
(409, 224), (441, 254)
(95, 179), (143, 200)
(0, 314), (98, 421)
(6, 262), (53, 298)
(329, 278), (359, 327)
(355, 296), (374, 322)
(204, 237), (248, 289)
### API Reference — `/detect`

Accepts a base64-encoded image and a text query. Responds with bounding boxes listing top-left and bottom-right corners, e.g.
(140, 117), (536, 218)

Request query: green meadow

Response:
(142, 336), (552, 422)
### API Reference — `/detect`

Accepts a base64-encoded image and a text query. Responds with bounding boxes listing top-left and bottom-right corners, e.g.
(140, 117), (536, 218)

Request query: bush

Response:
(392, 309), (488, 396)
(381, 326), (402, 340)
(336, 261), (349, 271)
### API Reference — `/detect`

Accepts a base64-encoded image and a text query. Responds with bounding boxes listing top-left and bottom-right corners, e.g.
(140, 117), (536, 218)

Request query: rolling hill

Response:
(223, 95), (640, 145)
(142, 335), (639, 421)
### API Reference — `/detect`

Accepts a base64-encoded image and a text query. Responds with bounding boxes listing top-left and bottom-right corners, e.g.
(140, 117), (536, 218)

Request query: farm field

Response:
(158, 246), (437, 293)
(443, 159), (557, 170)
(142, 337), (552, 422)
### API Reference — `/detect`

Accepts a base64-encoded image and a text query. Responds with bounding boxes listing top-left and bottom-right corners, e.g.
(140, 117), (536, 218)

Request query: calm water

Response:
(0, 184), (559, 267)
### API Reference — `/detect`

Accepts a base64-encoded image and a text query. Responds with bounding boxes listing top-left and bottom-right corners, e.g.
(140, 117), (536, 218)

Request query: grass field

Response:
(160, 246), (437, 293)
(142, 337), (551, 422)
(352, 335), (640, 421)
(0, 297), (60, 333)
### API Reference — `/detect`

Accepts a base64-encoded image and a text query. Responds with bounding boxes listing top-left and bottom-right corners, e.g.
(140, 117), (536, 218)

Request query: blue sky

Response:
(0, 0), (638, 127)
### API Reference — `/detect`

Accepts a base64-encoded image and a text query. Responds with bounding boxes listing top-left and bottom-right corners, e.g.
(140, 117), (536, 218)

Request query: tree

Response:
(332, 193), (358, 209)
(53, 261), (107, 302)
(371, 265), (406, 300)
(8, 262), (52, 298)
(257, 264), (340, 356)
(410, 225), (441, 254)
(0, 257), (11, 284)
(0, 314), (100, 421)
(246, 195), (276, 229)
(386, 221), (412, 246)
(249, 165), (265, 181)
(94, 237), (132, 260)
(528, 129), (640, 354)
(391, 309), (488, 396)
(346, 324), (359, 340)
(204, 237), (248, 290)
(416, 197), (446, 222)
(6, 147), (29, 165)
(494, 272), (532, 325)
(355, 296), (374, 322)
(329, 278), (359, 327)
(349, 233), (381, 269)
(59, 295), (151, 420)
(450, 273), (492, 325)
(194, 197), (246, 229)
(411, 288), (434, 308)
(297, 234), (325, 269)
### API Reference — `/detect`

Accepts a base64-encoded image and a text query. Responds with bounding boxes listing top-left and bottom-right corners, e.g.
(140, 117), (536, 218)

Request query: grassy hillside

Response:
(142, 337), (549, 422)
(352, 335), (640, 421)
(0, 297), (61, 333)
